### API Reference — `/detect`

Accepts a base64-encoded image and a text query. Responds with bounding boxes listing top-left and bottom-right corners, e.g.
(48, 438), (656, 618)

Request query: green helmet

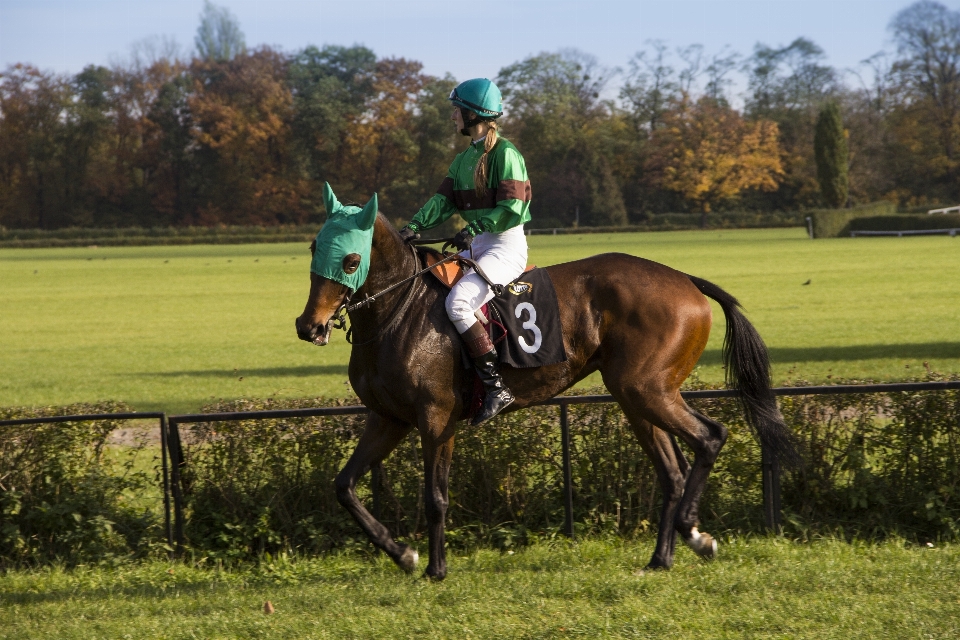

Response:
(449, 78), (503, 119)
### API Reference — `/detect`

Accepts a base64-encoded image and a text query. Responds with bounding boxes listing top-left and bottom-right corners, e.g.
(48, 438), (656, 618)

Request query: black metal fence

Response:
(4, 380), (960, 557)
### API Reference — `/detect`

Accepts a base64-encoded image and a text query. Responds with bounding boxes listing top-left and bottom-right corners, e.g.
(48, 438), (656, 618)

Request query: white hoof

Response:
(684, 527), (718, 559)
(396, 546), (419, 573)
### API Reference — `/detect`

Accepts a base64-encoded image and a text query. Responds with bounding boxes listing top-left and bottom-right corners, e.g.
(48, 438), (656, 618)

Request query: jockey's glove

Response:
(451, 225), (477, 251)
(398, 224), (420, 244)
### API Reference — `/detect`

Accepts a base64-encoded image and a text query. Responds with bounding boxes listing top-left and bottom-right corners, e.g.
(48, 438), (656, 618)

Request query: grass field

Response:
(2, 228), (960, 413)
(2, 537), (958, 638)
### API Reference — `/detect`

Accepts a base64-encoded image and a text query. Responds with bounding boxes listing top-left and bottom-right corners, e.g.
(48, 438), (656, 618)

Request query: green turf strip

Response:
(2, 228), (959, 412)
(1, 537), (957, 639)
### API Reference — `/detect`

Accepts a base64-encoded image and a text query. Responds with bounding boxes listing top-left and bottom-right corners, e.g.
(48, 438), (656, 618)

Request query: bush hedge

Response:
(848, 213), (960, 233)
(528, 211), (804, 233)
(0, 225), (319, 249)
(809, 201), (898, 238)
(0, 211), (806, 249)
(3, 376), (959, 565)
(177, 377), (960, 559)
(0, 402), (164, 567)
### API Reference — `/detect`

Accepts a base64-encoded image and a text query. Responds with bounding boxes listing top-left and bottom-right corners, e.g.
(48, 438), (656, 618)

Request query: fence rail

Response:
(5, 380), (960, 557)
(850, 228), (960, 237)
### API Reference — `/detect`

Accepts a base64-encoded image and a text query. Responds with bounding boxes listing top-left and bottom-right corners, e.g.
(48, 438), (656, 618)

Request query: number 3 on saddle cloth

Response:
(423, 250), (568, 419)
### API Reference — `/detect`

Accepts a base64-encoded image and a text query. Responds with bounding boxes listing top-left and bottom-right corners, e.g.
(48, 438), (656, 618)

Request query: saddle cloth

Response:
(422, 249), (567, 369)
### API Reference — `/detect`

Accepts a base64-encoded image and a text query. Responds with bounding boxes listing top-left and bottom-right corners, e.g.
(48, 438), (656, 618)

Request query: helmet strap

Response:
(459, 108), (478, 136)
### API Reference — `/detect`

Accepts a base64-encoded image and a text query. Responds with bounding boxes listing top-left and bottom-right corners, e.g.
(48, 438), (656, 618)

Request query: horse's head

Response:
(295, 183), (377, 346)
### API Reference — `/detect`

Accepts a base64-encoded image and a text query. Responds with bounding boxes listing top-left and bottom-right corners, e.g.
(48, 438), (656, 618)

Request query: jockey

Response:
(399, 78), (532, 426)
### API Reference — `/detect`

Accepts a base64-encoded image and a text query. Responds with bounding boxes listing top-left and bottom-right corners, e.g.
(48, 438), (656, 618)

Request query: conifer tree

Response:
(814, 101), (848, 208)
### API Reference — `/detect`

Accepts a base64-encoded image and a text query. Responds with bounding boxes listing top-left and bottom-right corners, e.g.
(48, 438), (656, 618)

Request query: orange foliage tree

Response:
(338, 58), (427, 213)
(188, 47), (309, 225)
(648, 96), (783, 225)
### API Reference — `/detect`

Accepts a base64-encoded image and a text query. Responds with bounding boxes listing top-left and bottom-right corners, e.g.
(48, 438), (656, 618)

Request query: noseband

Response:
(330, 241), (505, 346)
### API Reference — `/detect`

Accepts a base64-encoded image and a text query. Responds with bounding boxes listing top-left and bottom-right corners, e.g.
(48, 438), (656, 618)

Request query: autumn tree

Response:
(890, 0), (960, 201)
(336, 57), (426, 213)
(745, 38), (838, 210)
(0, 65), (71, 229)
(498, 50), (628, 227)
(288, 44), (376, 200)
(621, 42), (679, 134)
(648, 96), (783, 226)
(195, 1), (246, 62)
(188, 47), (308, 225)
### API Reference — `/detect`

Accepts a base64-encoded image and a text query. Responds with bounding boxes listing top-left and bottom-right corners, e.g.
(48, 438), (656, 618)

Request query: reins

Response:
(331, 237), (504, 346)
(344, 243), (460, 314)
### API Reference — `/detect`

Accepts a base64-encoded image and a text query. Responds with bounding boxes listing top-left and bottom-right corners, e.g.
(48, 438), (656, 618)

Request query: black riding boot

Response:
(462, 322), (515, 426)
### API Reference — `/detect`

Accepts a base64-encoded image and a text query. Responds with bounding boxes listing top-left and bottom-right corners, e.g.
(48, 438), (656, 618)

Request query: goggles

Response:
(449, 88), (501, 118)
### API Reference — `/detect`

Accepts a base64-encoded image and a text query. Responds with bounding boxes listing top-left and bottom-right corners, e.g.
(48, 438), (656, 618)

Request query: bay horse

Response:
(295, 185), (795, 580)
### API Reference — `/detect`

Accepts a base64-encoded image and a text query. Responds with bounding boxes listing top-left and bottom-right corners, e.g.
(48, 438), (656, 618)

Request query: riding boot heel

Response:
(470, 349), (514, 426)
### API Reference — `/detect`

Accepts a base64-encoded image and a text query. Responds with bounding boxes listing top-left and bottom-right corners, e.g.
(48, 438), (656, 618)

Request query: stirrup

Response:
(471, 388), (514, 426)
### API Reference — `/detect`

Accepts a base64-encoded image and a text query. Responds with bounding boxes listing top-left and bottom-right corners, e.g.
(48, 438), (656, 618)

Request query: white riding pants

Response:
(445, 225), (528, 334)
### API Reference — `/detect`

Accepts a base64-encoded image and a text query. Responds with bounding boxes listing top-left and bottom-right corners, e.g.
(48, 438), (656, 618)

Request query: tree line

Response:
(0, 0), (957, 230)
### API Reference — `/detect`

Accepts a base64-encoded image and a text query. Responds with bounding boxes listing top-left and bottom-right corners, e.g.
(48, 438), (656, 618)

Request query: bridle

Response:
(333, 244), (423, 346)
(327, 240), (504, 347)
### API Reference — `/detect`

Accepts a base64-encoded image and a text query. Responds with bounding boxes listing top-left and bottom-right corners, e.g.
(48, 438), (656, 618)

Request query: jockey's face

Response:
(452, 106), (464, 132)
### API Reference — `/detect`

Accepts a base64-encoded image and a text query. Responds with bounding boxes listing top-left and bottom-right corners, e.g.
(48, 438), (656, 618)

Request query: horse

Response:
(295, 184), (795, 580)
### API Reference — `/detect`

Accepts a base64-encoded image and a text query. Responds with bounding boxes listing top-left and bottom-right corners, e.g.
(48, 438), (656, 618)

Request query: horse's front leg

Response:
(419, 412), (457, 580)
(335, 412), (418, 572)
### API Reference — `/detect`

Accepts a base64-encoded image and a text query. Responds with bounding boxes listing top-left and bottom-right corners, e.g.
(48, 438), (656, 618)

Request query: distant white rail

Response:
(851, 228), (960, 237)
(927, 205), (960, 214)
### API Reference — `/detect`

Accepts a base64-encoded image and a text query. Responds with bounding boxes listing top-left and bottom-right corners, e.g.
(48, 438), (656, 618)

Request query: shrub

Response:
(176, 376), (960, 558)
(0, 225), (318, 249)
(4, 375), (959, 565)
(848, 213), (960, 233)
(0, 402), (164, 566)
(809, 201), (897, 238)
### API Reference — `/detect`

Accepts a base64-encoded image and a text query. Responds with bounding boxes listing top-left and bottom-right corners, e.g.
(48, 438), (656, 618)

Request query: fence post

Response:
(166, 419), (186, 555)
(159, 414), (172, 556)
(559, 403), (574, 539)
(761, 444), (782, 532)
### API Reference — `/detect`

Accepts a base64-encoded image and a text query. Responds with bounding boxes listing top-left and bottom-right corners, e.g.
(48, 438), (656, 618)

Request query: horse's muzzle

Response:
(295, 317), (333, 346)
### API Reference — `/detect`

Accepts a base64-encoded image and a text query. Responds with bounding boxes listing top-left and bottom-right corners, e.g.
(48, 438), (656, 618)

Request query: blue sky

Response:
(0, 0), (939, 96)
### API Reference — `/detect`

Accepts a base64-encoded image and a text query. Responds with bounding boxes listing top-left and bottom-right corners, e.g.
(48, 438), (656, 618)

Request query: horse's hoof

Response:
(423, 567), (447, 581)
(395, 546), (419, 573)
(684, 527), (718, 559)
(643, 561), (670, 572)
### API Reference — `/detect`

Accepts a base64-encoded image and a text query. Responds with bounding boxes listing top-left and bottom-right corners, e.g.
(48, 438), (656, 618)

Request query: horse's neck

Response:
(351, 215), (417, 331)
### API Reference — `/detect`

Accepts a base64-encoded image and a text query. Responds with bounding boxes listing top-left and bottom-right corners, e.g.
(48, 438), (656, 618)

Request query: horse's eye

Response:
(342, 254), (361, 274)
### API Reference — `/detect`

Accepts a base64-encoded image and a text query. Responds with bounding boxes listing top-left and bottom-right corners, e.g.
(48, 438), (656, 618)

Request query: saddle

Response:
(420, 247), (567, 417)
(422, 249), (536, 290)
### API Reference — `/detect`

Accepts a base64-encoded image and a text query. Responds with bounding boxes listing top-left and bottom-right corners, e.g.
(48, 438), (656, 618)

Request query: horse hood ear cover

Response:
(311, 183), (378, 290)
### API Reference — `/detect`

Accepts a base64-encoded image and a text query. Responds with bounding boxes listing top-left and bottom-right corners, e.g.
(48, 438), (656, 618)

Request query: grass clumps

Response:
(1, 537), (958, 639)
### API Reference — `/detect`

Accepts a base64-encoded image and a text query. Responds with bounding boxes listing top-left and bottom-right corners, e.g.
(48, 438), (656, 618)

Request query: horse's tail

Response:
(688, 275), (800, 466)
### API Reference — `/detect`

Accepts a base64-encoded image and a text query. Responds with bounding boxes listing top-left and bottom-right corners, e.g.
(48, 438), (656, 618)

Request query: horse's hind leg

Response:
(612, 386), (727, 566)
(673, 409), (726, 556)
(335, 412), (417, 572)
(627, 417), (687, 569)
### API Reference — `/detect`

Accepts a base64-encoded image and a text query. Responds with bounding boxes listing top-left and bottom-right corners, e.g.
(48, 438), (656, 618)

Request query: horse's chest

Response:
(348, 349), (419, 416)
(348, 334), (459, 420)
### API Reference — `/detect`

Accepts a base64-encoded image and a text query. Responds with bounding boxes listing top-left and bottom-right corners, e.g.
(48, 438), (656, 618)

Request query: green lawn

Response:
(2, 537), (957, 639)
(2, 228), (959, 413)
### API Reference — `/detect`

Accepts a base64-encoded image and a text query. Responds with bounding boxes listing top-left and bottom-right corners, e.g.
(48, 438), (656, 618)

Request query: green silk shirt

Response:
(409, 137), (532, 234)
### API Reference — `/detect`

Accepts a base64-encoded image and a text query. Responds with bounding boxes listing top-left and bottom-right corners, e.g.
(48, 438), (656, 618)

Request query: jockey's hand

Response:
(398, 225), (420, 244)
(452, 226), (475, 251)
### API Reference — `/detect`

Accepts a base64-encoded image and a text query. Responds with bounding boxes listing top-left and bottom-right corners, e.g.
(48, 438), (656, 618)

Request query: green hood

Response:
(310, 183), (378, 291)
